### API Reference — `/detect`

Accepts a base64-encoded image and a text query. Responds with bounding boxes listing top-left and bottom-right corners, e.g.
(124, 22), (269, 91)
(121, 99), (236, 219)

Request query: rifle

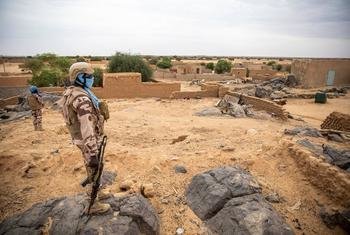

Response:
(83, 135), (108, 215)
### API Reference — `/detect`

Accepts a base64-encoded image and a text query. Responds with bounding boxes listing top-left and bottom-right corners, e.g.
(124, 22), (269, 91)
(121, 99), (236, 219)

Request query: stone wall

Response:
(0, 73), (181, 103)
(0, 75), (32, 87)
(231, 68), (247, 78)
(249, 69), (278, 80)
(226, 91), (288, 120)
(291, 59), (350, 88)
(171, 83), (221, 99)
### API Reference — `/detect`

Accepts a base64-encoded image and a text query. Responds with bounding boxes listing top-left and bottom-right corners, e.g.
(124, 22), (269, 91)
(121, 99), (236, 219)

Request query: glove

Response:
(87, 155), (99, 168)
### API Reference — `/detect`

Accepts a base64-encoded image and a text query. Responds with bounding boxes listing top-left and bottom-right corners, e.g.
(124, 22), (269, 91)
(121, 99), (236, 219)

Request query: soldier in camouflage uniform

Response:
(58, 62), (110, 214)
(28, 86), (44, 131)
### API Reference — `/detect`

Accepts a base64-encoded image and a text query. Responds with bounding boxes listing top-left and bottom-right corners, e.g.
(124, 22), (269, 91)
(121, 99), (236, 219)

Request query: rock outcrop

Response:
(185, 166), (294, 235)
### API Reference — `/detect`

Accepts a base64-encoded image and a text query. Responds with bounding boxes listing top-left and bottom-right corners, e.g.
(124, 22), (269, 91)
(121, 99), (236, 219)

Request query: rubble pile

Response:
(216, 94), (254, 117)
(0, 92), (62, 123)
(185, 166), (294, 234)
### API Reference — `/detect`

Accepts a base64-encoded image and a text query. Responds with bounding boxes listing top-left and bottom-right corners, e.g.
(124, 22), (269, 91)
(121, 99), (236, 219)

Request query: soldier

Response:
(58, 62), (110, 214)
(27, 86), (44, 131)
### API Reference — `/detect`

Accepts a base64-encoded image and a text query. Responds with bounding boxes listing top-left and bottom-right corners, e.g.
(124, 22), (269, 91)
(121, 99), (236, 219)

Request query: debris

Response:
(216, 94), (254, 118)
(246, 128), (258, 135)
(141, 183), (155, 198)
(31, 140), (41, 144)
(195, 107), (222, 116)
(175, 227), (185, 235)
(289, 200), (302, 211)
(72, 164), (83, 172)
(171, 135), (188, 144)
(50, 149), (59, 155)
(284, 126), (322, 137)
(174, 165), (187, 174)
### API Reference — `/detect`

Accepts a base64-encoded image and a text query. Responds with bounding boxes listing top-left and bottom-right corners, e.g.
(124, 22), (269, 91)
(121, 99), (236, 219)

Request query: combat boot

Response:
(37, 125), (44, 131)
(87, 200), (111, 214)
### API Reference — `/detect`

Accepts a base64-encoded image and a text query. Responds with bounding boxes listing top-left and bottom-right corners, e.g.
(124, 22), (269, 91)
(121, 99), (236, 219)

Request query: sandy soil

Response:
(0, 95), (349, 234)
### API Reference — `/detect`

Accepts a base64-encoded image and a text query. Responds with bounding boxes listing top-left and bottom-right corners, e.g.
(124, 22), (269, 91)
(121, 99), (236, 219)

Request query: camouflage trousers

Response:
(31, 109), (42, 130)
(76, 137), (103, 167)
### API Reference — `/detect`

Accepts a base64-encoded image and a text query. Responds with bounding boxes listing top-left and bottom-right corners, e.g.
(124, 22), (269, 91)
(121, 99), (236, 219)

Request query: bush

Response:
(205, 62), (215, 70)
(30, 68), (63, 87)
(215, 60), (232, 74)
(24, 53), (73, 87)
(108, 53), (153, 82)
(275, 64), (282, 71)
(76, 57), (86, 62)
(24, 59), (44, 74)
(267, 61), (276, 66)
(93, 68), (103, 87)
(156, 57), (172, 69)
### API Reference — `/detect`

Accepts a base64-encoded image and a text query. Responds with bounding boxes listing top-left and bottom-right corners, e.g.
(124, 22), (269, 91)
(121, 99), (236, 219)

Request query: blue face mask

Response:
(76, 73), (94, 89)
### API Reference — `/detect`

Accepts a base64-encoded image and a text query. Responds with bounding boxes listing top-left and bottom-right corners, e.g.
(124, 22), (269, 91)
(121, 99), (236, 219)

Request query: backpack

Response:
(99, 100), (110, 120)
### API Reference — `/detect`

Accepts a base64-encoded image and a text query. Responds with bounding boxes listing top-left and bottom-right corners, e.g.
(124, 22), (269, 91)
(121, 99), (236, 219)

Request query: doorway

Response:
(326, 70), (335, 86)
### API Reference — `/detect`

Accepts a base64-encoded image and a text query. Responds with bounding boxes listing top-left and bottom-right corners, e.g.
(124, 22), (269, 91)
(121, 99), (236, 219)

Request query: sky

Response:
(0, 0), (349, 57)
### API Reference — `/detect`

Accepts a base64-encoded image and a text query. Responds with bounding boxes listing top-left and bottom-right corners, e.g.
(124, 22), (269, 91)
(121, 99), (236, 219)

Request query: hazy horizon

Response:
(1, 0), (349, 58)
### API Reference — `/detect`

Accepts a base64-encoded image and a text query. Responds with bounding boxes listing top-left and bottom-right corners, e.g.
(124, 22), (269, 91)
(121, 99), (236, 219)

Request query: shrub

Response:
(30, 68), (63, 87)
(24, 53), (73, 87)
(275, 64), (282, 71)
(205, 62), (215, 70)
(285, 65), (291, 73)
(267, 61), (276, 66)
(93, 68), (103, 87)
(156, 57), (172, 69)
(108, 53), (153, 82)
(215, 60), (232, 74)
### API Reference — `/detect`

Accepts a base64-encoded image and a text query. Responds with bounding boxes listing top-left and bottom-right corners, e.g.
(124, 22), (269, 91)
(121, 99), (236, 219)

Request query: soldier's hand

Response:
(88, 156), (99, 168)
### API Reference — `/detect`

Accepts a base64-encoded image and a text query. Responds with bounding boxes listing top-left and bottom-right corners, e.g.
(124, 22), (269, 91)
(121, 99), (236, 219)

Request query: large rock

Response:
(185, 166), (294, 235)
(0, 194), (159, 235)
(186, 166), (261, 220)
(207, 194), (294, 235)
(284, 126), (322, 138)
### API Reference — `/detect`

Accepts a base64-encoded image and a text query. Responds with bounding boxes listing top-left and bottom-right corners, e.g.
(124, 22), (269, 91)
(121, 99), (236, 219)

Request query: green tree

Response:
(93, 68), (103, 87)
(156, 57), (172, 69)
(108, 53), (153, 82)
(24, 58), (44, 74)
(30, 68), (62, 87)
(206, 62), (215, 70)
(275, 64), (282, 71)
(267, 61), (276, 66)
(215, 60), (232, 74)
(24, 53), (73, 87)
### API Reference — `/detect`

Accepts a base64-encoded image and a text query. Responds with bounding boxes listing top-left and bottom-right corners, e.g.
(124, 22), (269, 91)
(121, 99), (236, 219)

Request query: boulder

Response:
(185, 166), (261, 220)
(207, 194), (293, 235)
(185, 166), (294, 234)
(0, 194), (159, 235)
(284, 127), (322, 138)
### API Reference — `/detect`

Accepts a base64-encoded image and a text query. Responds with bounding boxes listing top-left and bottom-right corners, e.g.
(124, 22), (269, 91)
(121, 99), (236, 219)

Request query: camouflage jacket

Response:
(28, 93), (44, 110)
(58, 86), (104, 158)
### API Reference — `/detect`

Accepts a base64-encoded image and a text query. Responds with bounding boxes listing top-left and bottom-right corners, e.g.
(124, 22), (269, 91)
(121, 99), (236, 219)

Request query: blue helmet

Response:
(30, 85), (38, 93)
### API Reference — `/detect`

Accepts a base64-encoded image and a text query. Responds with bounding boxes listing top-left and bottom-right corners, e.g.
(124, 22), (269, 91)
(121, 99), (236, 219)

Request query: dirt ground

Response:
(0, 94), (349, 234)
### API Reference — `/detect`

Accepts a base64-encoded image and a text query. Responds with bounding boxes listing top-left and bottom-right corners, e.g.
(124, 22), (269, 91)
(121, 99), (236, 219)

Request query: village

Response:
(0, 55), (349, 234)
